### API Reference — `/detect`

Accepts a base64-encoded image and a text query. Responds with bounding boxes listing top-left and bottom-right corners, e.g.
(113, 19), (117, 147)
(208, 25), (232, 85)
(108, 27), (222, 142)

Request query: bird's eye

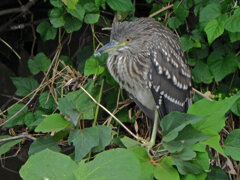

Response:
(125, 38), (132, 43)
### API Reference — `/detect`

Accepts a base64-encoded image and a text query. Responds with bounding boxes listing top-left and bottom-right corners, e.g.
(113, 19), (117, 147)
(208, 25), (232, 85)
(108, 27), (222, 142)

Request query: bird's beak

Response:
(94, 40), (123, 56)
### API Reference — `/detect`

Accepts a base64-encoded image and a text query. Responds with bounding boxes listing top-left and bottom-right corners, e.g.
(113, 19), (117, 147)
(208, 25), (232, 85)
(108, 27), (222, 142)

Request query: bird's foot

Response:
(138, 138), (155, 151)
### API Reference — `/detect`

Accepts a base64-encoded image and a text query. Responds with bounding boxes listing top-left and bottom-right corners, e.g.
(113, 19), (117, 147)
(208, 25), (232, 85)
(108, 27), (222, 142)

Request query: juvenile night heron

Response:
(95, 18), (192, 148)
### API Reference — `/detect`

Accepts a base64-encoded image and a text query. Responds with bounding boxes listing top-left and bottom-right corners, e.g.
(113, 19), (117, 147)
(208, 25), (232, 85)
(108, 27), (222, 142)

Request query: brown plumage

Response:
(96, 18), (192, 121)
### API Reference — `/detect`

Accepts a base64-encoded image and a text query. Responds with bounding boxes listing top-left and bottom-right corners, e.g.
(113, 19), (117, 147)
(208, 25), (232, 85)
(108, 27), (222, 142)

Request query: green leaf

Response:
(49, 0), (64, 8)
(36, 22), (57, 41)
(106, 0), (134, 12)
(4, 103), (28, 128)
(68, 126), (111, 161)
(203, 135), (226, 157)
(149, 3), (164, 17)
(193, 40), (201, 48)
(95, 0), (106, 8)
(39, 92), (57, 111)
(163, 125), (210, 158)
(68, 127), (99, 161)
(160, 112), (204, 142)
(188, 95), (240, 157)
(0, 136), (22, 155)
(225, 8), (240, 33)
(182, 0), (193, 9)
(11, 77), (39, 97)
(130, 146), (154, 180)
(171, 150), (209, 177)
(62, 0), (78, 9)
(168, 17), (182, 29)
(167, 0), (189, 29)
(228, 31), (240, 43)
(195, 151), (210, 171)
(58, 80), (97, 125)
(24, 112), (36, 129)
(28, 53), (51, 75)
(115, 108), (133, 123)
(207, 166), (228, 180)
(172, 158), (204, 175)
(49, 8), (65, 28)
(103, 89), (119, 112)
(171, 147), (196, 161)
(74, 148), (141, 180)
(207, 51), (237, 82)
(204, 15), (227, 45)
(84, 57), (105, 76)
(35, 113), (72, 133)
(223, 129), (240, 161)
(84, 13), (100, 24)
(120, 136), (141, 149)
(28, 136), (61, 156)
(66, 3), (85, 21)
(199, 3), (221, 27)
(60, 55), (73, 66)
(179, 35), (194, 52)
(64, 15), (82, 33)
(83, 2), (99, 13)
(191, 60), (213, 84)
(231, 98), (240, 116)
(189, 95), (237, 117)
(27, 109), (46, 129)
(194, 142), (206, 152)
(173, 1), (189, 22)
(20, 149), (78, 180)
(188, 95), (240, 134)
(187, 58), (197, 66)
(154, 156), (180, 180)
(92, 125), (112, 152)
(58, 98), (81, 126)
(182, 174), (207, 180)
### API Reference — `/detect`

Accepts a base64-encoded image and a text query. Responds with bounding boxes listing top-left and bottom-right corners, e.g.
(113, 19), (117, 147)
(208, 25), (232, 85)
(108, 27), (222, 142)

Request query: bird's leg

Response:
(149, 109), (159, 148)
(141, 109), (159, 151)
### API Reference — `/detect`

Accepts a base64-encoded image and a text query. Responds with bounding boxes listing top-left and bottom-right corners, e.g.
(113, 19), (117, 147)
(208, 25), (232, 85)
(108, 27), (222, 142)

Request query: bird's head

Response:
(94, 18), (154, 56)
(94, 37), (133, 56)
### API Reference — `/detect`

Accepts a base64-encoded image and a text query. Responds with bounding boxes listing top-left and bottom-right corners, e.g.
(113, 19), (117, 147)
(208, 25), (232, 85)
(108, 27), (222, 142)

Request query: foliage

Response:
(1, 0), (240, 179)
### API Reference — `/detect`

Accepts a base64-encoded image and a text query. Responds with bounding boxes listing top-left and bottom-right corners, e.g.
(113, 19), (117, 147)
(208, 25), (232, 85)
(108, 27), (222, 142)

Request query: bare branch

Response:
(0, 0), (39, 16)
(0, 134), (36, 143)
(149, 4), (174, 18)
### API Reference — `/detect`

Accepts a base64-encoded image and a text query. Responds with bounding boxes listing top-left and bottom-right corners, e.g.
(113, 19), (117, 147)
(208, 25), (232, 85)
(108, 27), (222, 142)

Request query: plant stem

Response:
(91, 24), (96, 51)
(92, 78), (104, 126)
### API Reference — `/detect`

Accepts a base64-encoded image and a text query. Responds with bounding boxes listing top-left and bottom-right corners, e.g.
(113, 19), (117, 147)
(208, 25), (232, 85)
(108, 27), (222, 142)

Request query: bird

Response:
(95, 18), (192, 149)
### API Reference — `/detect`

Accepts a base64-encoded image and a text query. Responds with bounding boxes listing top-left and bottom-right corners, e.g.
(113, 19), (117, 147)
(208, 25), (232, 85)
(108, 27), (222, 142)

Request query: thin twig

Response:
(0, 134), (36, 143)
(30, 14), (37, 57)
(0, 37), (21, 60)
(149, 4), (174, 18)
(0, 67), (64, 116)
(0, 50), (64, 127)
(101, 27), (112, 31)
(236, 49), (240, 57)
(7, 18), (48, 31)
(79, 85), (139, 140)
(192, 88), (214, 101)
(104, 100), (132, 126)
(0, 0), (38, 16)
(72, 25), (89, 59)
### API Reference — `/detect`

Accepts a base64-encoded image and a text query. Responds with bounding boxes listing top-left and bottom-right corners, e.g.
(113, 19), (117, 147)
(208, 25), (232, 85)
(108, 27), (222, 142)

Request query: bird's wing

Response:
(147, 32), (192, 119)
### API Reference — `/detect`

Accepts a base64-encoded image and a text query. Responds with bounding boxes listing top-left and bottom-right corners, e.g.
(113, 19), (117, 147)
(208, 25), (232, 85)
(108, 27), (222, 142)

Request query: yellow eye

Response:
(125, 38), (132, 43)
